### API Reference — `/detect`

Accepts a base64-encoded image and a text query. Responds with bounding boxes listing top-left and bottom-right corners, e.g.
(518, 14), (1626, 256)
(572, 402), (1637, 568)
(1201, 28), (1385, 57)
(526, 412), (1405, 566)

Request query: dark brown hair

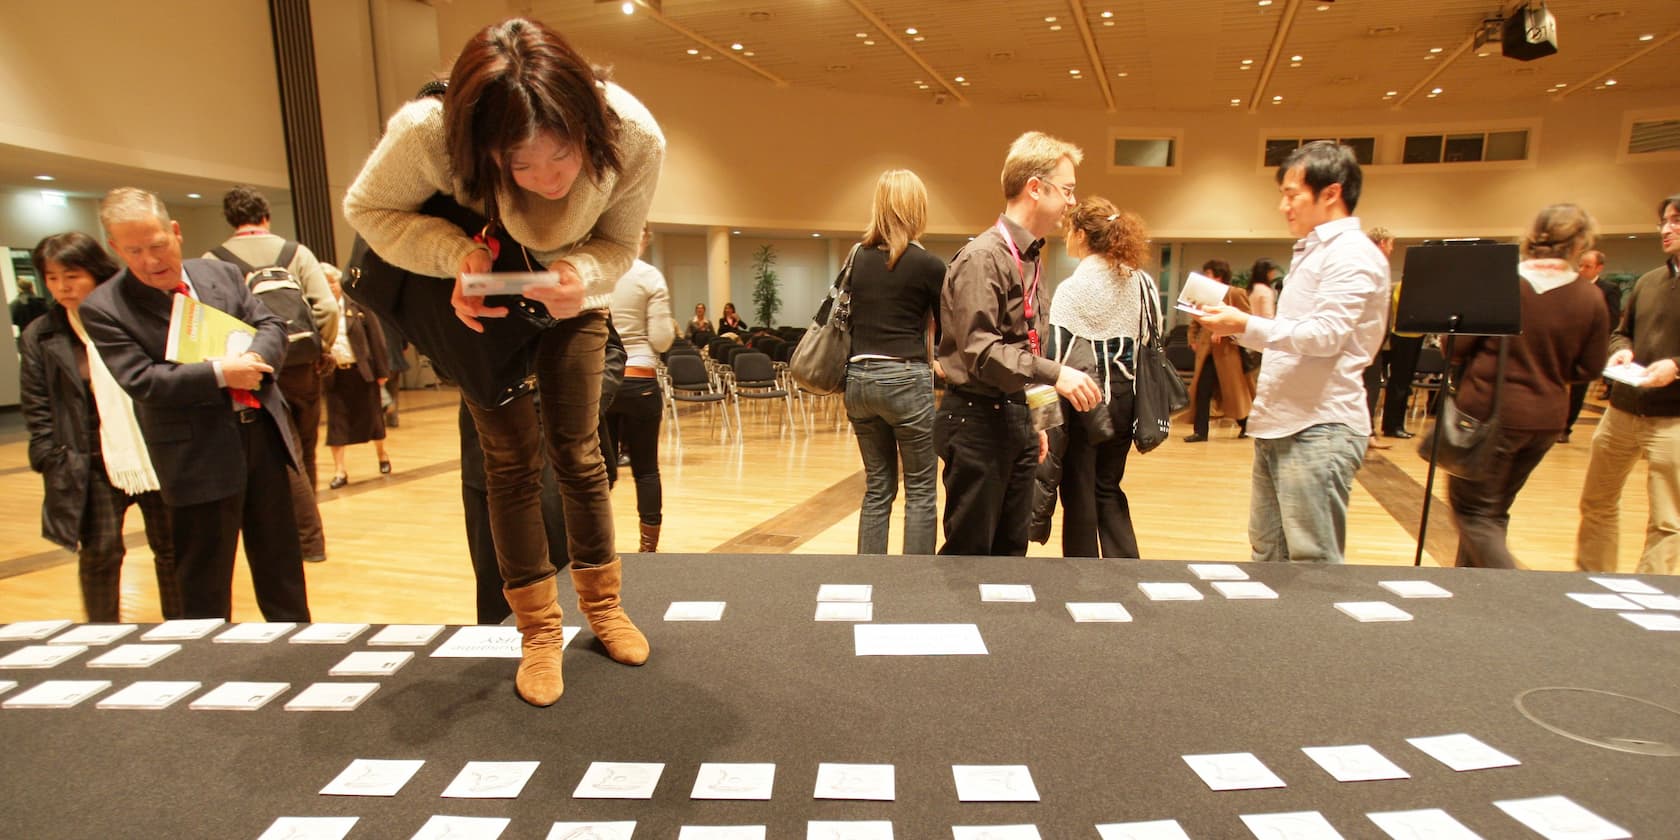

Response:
(1066, 197), (1148, 270)
(222, 185), (270, 228)
(444, 18), (622, 216)
(31, 231), (119, 285)
(1200, 259), (1233, 282)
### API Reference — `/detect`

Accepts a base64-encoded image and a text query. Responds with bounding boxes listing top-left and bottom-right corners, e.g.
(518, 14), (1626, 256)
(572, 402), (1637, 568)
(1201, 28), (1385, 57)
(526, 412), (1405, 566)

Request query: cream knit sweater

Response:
(342, 82), (665, 312)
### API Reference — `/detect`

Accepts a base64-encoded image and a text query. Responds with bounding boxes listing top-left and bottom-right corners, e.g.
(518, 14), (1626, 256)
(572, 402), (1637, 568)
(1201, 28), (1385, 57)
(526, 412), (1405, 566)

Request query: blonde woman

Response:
(843, 170), (947, 554)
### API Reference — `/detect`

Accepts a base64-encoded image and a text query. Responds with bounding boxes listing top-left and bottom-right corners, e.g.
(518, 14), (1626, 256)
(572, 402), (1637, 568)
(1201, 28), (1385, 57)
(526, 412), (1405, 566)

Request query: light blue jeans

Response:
(1249, 422), (1367, 563)
(844, 359), (937, 554)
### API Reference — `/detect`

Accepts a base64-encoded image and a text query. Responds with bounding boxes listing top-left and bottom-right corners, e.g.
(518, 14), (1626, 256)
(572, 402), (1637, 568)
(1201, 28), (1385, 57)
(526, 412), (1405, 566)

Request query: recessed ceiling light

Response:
(1424, 55), (1437, 61)
(686, 48), (698, 55)
(905, 27), (917, 35)
(1290, 55), (1303, 61)
(1049, 25), (1062, 31)
(1431, 87), (1443, 94)
(1638, 33), (1655, 42)
(811, 233), (821, 238)
(1258, 0), (1273, 5)
(1101, 11), (1114, 18)
(1272, 95), (1283, 101)
(960, 81), (970, 86)
(1069, 69), (1081, 75)
(1103, 20), (1114, 26)
(913, 35), (925, 41)
(1554, 82), (1566, 88)
(1290, 61), (1301, 67)
(744, 51), (755, 56)
(1605, 79), (1618, 86)
(1429, 47), (1443, 53)
(1241, 59), (1254, 65)
(1044, 16), (1057, 22)
(1385, 90), (1398, 96)
(732, 230), (741, 235)
(731, 43), (743, 50)
(186, 193), (202, 199)
(1627, 235), (1637, 239)
(33, 174), (53, 181)
(855, 32), (867, 38)
(954, 76), (965, 82)
(621, 2), (633, 14)
(863, 40), (875, 46)
(1316, 3), (1330, 9)
(1241, 65), (1252, 70)
(1116, 72), (1128, 77)
(701, 54), (713, 60)
(1230, 98), (1241, 105)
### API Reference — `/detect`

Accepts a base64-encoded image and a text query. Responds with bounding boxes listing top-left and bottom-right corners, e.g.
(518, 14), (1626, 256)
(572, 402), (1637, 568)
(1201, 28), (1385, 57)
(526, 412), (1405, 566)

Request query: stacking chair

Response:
(665, 353), (732, 442)
(728, 350), (796, 433)
(1407, 344), (1448, 425)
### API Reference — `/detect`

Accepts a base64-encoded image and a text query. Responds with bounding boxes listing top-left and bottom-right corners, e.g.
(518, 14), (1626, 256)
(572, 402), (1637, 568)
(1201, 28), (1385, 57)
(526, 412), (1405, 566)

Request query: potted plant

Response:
(750, 244), (781, 328)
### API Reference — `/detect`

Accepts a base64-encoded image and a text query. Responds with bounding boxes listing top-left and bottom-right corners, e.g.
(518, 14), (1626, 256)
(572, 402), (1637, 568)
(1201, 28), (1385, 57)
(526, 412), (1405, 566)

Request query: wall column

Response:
(706, 226), (732, 321)
(267, 0), (335, 258)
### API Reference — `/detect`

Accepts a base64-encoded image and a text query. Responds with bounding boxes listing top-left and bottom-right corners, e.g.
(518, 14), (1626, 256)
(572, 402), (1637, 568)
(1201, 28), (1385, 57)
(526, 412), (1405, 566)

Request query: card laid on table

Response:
(442, 760), (541, 799)
(1139, 582), (1203, 601)
(691, 762), (776, 800)
(815, 602), (873, 622)
(854, 624), (986, 656)
(1567, 593), (1640, 610)
(1407, 733), (1520, 771)
(433, 625), (580, 658)
(320, 758), (425, 797)
(807, 822), (892, 840)
(96, 680), (202, 710)
(1301, 745), (1410, 782)
(1588, 576), (1663, 595)
(1334, 602), (1413, 622)
(813, 762), (894, 801)
(2, 679), (110, 709)
(290, 623), (370, 644)
(1620, 611), (1680, 631)
(664, 601), (727, 621)
(677, 827), (766, 840)
(141, 618), (225, 640)
(952, 827), (1040, 840)
(0, 680), (14, 697)
(1212, 581), (1279, 600)
(48, 624), (136, 646)
(1494, 795), (1630, 840)
(0, 644), (86, 669)
(1625, 593), (1680, 610)
(0, 619), (72, 641)
(88, 643), (181, 668)
(1238, 811), (1344, 839)
(214, 622), (298, 644)
(818, 584), (873, 603)
(410, 815), (510, 840)
(546, 823), (635, 840)
(256, 817), (358, 840)
(1182, 753), (1286, 791)
(980, 584), (1037, 602)
(285, 682), (380, 711)
(368, 624), (445, 646)
(329, 651), (414, 677)
(1095, 820), (1192, 840)
(1066, 602), (1133, 623)
(1366, 809), (1481, 840)
(189, 681), (290, 711)
(1188, 563), (1249, 581)
(952, 764), (1040, 802)
(573, 762), (664, 799)
(1378, 580), (1453, 599)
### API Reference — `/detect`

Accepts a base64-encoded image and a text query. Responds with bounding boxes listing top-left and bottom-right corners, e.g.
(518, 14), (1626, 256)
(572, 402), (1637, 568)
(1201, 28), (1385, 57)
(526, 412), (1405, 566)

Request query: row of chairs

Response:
(659, 336), (801, 442)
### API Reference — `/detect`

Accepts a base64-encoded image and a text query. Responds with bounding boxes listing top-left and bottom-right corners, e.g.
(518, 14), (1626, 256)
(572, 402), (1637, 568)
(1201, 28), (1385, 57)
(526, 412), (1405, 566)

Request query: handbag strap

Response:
(1446, 335), (1509, 415)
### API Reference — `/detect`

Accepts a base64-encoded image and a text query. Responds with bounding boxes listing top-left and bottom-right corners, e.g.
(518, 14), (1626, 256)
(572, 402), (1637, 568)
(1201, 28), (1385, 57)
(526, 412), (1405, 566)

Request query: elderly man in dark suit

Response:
(78, 188), (310, 621)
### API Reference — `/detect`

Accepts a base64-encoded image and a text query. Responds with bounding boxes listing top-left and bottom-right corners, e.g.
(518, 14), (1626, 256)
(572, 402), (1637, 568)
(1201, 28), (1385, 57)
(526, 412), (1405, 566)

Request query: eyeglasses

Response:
(1662, 217), (1680, 232)
(1038, 176), (1076, 202)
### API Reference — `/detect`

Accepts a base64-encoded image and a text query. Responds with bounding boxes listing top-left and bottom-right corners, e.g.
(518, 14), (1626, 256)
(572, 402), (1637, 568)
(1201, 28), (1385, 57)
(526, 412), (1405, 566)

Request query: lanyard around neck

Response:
(996, 220), (1043, 355)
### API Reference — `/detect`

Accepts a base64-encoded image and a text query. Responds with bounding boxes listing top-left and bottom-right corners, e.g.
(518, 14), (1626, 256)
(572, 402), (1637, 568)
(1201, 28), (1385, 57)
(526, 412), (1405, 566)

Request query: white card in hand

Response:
(1334, 602), (1413, 622)
(1188, 563), (1249, 581)
(952, 827), (1040, 840)
(1139, 582), (1203, 601)
(1066, 602), (1133, 622)
(1379, 580), (1453, 599)
(813, 762), (894, 800)
(257, 817), (358, 840)
(1238, 811), (1344, 839)
(1568, 593), (1640, 610)
(320, 758), (425, 796)
(1625, 593), (1680, 610)
(1494, 795), (1630, 840)
(49, 624), (136, 646)
(952, 764), (1040, 802)
(2, 679), (110, 709)
(96, 680), (202, 710)
(460, 270), (559, 297)
(1212, 581), (1279, 600)
(806, 822), (893, 840)
(214, 622), (298, 644)
(1589, 576), (1663, 595)
(980, 584), (1036, 602)
(815, 602), (873, 622)
(664, 601), (727, 621)
(442, 760), (541, 799)
(677, 827), (766, 840)
(854, 624), (986, 656)
(1301, 745), (1410, 782)
(142, 618), (225, 640)
(329, 651), (413, 676)
(573, 761), (664, 799)
(290, 623), (370, 644)
(285, 682), (379, 711)
(1620, 611), (1680, 631)
(369, 624), (445, 646)
(1407, 733), (1520, 771)
(1182, 753), (1286, 791)
(0, 644), (86, 669)
(818, 584), (873, 602)
(691, 762), (776, 800)
(189, 681), (290, 710)
(546, 823), (635, 840)
(88, 643), (181, 668)
(431, 625), (522, 658)
(0, 619), (72, 641)
(1366, 809), (1481, 840)
(1096, 820), (1192, 840)
(411, 815), (510, 840)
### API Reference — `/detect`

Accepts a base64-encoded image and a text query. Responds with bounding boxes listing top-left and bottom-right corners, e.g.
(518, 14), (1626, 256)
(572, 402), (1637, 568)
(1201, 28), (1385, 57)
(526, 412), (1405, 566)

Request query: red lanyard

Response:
(997, 221), (1042, 355)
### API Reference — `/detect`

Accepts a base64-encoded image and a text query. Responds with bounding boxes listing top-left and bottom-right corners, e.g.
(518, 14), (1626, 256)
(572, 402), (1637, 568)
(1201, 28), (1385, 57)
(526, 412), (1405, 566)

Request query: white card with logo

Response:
(442, 761), (541, 799)
(1139, 582), (1203, 601)
(1568, 593), (1640, 610)
(546, 823), (635, 840)
(142, 618), (225, 640)
(952, 764), (1040, 802)
(1407, 733), (1520, 771)
(1379, 580), (1453, 599)
(0, 680), (14, 697)
(664, 601), (727, 621)
(854, 624), (987, 656)
(1625, 593), (1680, 610)
(97, 680), (202, 710)
(677, 828), (765, 840)
(0, 644), (86, 669)
(2, 679), (110, 709)
(329, 651), (413, 676)
(214, 622), (298, 644)
(1182, 753), (1286, 791)
(952, 827), (1040, 840)
(1096, 820), (1193, 840)
(1212, 581), (1279, 600)
(573, 761), (664, 799)
(1239, 811), (1344, 839)
(434, 625), (577, 658)
(257, 817), (358, 840)
(1494, 795), (1630, 840)
(410, 815), (510, 840)
(806, 822), (893, 840)
(189, 681), (290, 710)
(290, 623), (370, 644)
(1334, 601), (1414, 622)
(285, 682), (379, 711)
(1066, 602), (1133, 622)
(980, 584), (1036, 602)
(1589, 576), (1662, 595)
(320, 758), (425, 797)
(1620, 611), (1680, 631)
(369, 624), (445, 646)
(818, 584), (873, 603)
(813, 762), (894, 801)
(1366, 809), (1481, 840)
(0, 619), (72, 641)
(691, 762), (776, 800)
(1188, 563), (1249, 581)
(1301, 745), (1410, 782)
(87, 643), (181, 668)
(49, 624), (136, 646)
(815, 602), (873, 622)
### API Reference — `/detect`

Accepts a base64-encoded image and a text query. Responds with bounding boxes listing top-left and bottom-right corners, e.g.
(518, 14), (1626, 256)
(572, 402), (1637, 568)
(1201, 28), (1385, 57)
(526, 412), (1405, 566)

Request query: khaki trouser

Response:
(1576, 406), (1680, 575)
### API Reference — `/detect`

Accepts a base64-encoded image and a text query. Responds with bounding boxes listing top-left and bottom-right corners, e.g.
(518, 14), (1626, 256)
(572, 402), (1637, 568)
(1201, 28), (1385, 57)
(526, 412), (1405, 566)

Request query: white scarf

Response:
(1049, 255), (1147, 341)
(66, 309), (161, 494)
(1518, 259), (1578, 295)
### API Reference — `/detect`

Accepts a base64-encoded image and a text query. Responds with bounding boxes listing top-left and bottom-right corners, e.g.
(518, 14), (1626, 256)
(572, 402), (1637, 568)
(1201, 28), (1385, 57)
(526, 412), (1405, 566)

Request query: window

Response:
(1112, 138), (1176, 168)
(1403, 129), (1529, 164)
(1263, 136), (1375, 167)
(1628, 119), (1680, 155)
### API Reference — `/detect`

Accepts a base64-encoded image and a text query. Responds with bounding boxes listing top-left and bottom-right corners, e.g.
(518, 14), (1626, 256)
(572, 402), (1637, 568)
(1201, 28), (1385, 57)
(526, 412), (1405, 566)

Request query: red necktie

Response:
(175, 283), (261, 410)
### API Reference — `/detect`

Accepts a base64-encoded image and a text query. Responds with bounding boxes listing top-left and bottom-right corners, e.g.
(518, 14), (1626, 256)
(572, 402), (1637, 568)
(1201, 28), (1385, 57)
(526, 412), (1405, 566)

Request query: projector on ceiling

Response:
(1502, 2), (1559, 61)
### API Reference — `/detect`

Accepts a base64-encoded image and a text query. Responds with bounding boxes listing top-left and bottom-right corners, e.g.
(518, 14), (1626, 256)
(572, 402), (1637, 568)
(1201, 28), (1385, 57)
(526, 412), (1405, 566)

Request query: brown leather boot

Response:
(502, 576), (566, 706)
(570, 558), (649, 665)
(638, 522), (660, 553)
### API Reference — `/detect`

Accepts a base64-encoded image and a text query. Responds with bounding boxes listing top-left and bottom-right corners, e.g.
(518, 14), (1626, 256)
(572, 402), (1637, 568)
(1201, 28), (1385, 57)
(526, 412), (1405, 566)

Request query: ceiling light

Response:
(1431, 87), (1443, 94)
(1290, 55), (1303, 61)
(1290, 62), (1301, 67)
(1116, 72), (1128, 77)
(686, 48), (698, 55)
(863, 40), (875, 46)
(856, 33), (866, 38)
(1103, 20), (1114, 26)
(1316, 3), (1330, 9)
(33, 174), (54, 181)
(1272, 95), (1283, 102)
(701, 54), (713, 60)
(811, 233), (821, 238)
(1230, 98), (1241, 105)
(732, 230), (741, 235)
(743, 51), (755, 56)
(1639, 34), (1655, 42)
(954, 76), (965, 82)
(1049, 25), (1062, 31)
(904, 27), (917, 35)
(1044, 16), (1057, 23)
(621, 2), (633, 14)
(1101, 11), (1114, 18)
(1424, 55), (1437, 61)
(1241, 65), (1252, 70)
(913, 36), (925, 41)
(1069, 69), (1081, 75)
(1258, 0), (1273, 5)
(731, 43), (743, 50)
(1385, 90), (1398, 96)
(1429, 47), (1443, 53)
(1605, 79), (1618, 85)
(1242, 59), (1254, 65)
(1553, 82), (1566, 88)
(186, 192), (202, 199)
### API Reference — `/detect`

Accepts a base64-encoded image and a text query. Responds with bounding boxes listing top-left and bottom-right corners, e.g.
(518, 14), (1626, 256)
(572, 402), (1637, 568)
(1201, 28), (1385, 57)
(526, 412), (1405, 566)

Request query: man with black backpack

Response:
(207, 185), (339, 563)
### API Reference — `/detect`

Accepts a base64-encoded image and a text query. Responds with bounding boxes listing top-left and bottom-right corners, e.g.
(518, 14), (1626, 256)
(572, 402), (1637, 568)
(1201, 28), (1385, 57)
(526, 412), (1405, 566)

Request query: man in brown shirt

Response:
(935, 132), (1100, 556)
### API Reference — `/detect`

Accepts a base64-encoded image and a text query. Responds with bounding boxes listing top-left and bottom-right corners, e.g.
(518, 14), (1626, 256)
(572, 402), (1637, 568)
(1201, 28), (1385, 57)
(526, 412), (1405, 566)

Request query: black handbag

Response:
(345, 193), (555, 409)
(1132, 276), (1189, 454)
(1418, 337), (1507, 478)
(789, 243), (862, 395)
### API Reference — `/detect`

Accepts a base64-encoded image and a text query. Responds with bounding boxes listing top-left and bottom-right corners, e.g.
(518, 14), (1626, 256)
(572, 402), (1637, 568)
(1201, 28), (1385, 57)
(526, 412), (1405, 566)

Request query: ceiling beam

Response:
(841, 0), (967, 105)
(1247, 0), (1302, 114)
(1553, 28), (1680, 101)
(1393, 29), (1476, 109)
(1066, 0), (1116, 112)
(626, 0), (787, 87)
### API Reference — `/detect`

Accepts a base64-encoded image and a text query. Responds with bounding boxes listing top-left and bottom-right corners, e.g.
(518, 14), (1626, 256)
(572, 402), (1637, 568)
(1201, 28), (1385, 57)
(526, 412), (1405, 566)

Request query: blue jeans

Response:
(1249, 423), (1366, 563)
(844, 359), (937, 554)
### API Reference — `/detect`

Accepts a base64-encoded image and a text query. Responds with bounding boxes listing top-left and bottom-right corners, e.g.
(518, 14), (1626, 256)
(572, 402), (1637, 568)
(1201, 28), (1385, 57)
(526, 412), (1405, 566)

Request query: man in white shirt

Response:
(1197, 142), (1391, 562)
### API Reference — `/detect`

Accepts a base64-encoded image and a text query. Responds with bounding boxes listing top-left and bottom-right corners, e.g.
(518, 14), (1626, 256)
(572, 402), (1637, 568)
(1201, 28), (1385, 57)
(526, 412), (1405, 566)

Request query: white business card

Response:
(818, 584), (873, 603)
(48, 624), (136, 646)
(1625, 593), (1680, 610)
(214, 622), (298, 644)
(368, 624), (445, 646)
(815, 602), (873, 622)
(96, 680), (202, 710)
(329, 651), (414, 677)
(1568, 593), (1640, 610)
(1238, 811), (1344, 839)
(1494, 795), (1629, 840)
(0, 680), (14, 696)
(1139, 582), (1203, 601)
(1066, 602), (1133, 622)
(1301, 745), (1410, 782)
(980, 584), (1036, 603)
(854, 624), (987, 656)
(256, 817), (358, 840)
(573, 761), (664, 799)
(0, 644), (86, 669)
(410, 815), (509, 840)
(290, 623), (370, 644)
(442, 761), (541, 799)
(320, 758), (425, 797)
(141, 618), (225, 640)
(1367, 809), (1481, 840)
(1095, 820), (1192, 840)
(1212, 581), (1279, 600)
(1379, 580), (1453, 599)
(677, 828), (765, 840)
(1588, 576), (1663, 595)
(432, 625), (520, 658)
(952, 764), (1040, 802)
(189, 681), (290, 710)
(87, 643), (181, 668)
(0, 619), (72, 641)
(1188, 563), (1249, 581)
(807, 822), (892, 840)
(1334, 601), (1414, 622)
(545, 823), (635, 840)
(952, 827), (1040, 840)
(813, 762), (894, 801)
(664, 601), (727, 621)
(2, 679), (111, 708)
(1182, 753), (1286, 791)
(1620, 611), (1680, 631)
(691, 762), (776, 800)
(1407, 733), (1520, 771)
(285, 682), (380, 711)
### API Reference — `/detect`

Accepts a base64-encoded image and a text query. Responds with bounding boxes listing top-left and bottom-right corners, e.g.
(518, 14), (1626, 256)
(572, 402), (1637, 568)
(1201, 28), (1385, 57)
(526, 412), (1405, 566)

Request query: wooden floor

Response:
(0, 384), (1654, 624)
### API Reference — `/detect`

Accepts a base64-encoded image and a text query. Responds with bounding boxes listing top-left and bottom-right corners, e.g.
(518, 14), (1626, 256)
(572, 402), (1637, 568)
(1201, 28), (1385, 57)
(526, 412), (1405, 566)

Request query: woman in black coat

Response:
(322, 265), (392, 488)
(20, 232), (180, 621)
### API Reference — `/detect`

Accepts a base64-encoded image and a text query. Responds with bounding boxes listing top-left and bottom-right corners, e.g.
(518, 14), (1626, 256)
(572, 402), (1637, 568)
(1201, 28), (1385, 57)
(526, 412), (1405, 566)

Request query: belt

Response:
(336, 363), (355, 370)
(949, 387), (1025, 406)
(624, 365), (657, 379)
(235, 408), (262, 424)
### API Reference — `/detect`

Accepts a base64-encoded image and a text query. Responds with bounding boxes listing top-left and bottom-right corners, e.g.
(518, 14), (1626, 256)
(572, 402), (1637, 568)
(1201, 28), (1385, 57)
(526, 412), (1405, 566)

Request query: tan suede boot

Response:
(638, 523), (660, 553)
(570, 558), (650, 665)
(503, 576), (566, 706)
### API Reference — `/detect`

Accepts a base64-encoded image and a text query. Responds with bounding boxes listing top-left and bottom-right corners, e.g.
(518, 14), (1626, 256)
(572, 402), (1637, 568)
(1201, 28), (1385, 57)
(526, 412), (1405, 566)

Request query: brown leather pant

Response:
(464, 312), (616, 588)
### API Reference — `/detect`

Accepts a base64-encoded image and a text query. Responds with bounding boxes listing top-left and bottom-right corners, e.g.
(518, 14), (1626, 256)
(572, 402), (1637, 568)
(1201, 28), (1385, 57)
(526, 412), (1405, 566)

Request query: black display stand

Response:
(1395, 239), (1523, 566)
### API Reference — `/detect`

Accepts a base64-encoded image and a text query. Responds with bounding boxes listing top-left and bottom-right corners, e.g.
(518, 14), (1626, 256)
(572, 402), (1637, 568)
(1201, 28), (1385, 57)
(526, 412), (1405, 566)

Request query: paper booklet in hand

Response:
(1603, 361), (1649, 387)
(1175, 271), (1230, 316)
(165, 294), (256, 364)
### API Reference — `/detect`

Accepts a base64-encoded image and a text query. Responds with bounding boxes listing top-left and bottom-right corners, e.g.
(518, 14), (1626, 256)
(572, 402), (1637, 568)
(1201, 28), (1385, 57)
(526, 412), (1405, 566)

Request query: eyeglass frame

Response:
(1034, 174), (1076, 202)
(1661, 216), (1680, 232)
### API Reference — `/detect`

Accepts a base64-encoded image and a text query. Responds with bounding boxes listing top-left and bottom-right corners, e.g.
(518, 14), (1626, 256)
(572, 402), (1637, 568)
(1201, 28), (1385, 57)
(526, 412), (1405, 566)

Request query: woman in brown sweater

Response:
(1448, 204), (1610, 568)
